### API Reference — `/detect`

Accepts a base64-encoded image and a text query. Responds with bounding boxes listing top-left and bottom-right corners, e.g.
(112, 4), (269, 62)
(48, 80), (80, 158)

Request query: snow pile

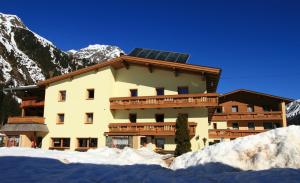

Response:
(0, 146), (169, 167)
(171, 125), (300, 170)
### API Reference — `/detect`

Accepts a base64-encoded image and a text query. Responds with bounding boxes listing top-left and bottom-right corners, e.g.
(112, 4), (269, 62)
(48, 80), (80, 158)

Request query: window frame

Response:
(85, 112), (94, 124)
(248, 122), (255, 130)
(130, 89), (138, 97)
(247, 105), (254, 113)
(155, 113), (165, 122)
(58, 90), (66, 102)
(177, 86), (189, 94)
(231, 106), (239, 113)
(86, 89), (95, 100)
(232, 122), (239, 130)
(77, 138), (98, 149)
(51, 138), (70, 149)
(129, 113), (137, 123)
(155, 87), (165, 96)
(57, 113), (65, 124)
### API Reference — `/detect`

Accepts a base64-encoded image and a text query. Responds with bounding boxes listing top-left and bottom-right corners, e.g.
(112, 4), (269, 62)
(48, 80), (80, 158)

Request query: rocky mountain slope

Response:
(0, 12), (123, 124)
(287, 100), (300, 125)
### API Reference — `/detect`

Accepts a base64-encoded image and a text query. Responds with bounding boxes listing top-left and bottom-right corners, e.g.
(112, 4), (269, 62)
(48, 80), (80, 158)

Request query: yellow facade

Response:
(42, 65), (210, 151)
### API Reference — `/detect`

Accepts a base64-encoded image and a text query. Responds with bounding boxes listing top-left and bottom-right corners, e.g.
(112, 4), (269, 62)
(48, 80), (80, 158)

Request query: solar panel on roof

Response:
(128, 48), (189, 63)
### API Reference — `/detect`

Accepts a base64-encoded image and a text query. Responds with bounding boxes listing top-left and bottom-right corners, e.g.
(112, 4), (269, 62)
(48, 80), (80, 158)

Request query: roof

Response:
(0, 123), (49, 132)
(38, 55), (222, 92)
(221, 89), (294, 104)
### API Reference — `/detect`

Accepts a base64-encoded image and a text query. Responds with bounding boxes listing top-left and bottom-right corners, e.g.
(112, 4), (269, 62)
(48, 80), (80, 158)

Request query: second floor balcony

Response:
(211, 111), (283, 122)
(105, 122), (197, 136)
(7, 116), (45, 124)
(208, 129), (266, 139)
(20, 97), (45, 108)
(110, 93), (219, 110)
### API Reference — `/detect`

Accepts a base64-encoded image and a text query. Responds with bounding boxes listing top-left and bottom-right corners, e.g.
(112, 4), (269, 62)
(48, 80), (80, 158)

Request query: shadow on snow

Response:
(0, 157), (299, 183)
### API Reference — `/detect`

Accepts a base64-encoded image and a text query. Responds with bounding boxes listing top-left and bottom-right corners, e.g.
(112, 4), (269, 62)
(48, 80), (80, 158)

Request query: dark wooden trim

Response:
(208, 129), (266, 139)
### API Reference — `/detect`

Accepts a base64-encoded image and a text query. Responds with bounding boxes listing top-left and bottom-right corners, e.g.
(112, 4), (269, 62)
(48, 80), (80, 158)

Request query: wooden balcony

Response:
(20, 97), (44, 108)
(7, 116), (45, 124)
(105, 122), (197, 136)
(110, 93), (219, 110)
(211, 111), (282, 121)
(209, 129), (266, 139)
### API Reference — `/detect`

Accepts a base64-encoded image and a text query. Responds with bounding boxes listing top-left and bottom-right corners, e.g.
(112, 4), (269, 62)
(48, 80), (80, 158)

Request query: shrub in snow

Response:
(174, 114), (191, 156)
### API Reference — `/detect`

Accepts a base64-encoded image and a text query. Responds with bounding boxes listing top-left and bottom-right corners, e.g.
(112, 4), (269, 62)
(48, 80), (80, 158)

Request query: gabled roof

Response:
(38, 55), (221, 92)
(220, 89), (294, 104)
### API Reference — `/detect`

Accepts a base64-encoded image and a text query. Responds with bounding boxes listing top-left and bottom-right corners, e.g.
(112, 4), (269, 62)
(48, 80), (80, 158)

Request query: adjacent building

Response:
(0, 48), (293, 152)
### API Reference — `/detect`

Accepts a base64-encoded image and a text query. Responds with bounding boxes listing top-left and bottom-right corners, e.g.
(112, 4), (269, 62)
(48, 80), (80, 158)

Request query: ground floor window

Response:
(51, 138), (70, 149)
(232, 122), (239, 130)
(248, 122), (255, 130)
(7, 135), (20, 147)
(106, 136), (133, 149)
(77, 138), (98, 148)
(263, 122), (281, 129)
(155, 138), (165, 149)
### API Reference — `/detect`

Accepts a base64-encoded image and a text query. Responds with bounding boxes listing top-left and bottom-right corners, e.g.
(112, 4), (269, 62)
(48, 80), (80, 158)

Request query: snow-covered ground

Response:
(0, 126), (300, 182)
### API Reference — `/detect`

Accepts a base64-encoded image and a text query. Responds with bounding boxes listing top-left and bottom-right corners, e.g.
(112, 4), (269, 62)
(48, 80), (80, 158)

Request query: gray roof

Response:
(0, 124), (49, 132)
(3, 85), (39, 92)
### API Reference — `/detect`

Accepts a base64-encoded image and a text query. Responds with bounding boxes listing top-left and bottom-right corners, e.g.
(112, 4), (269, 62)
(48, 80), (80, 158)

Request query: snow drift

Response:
(0, 146), (169, 167)
(171, 125), (300, 170)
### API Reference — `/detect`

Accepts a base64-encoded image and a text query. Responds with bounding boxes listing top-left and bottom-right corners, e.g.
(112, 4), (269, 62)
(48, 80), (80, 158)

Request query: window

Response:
(178, 86), (189, 94)
(51, 138), (70, 148)
(232, 122), (239, 130)
(263, 122), (273, 129)
(263, 122), (281, 129)
(130, 89), (138, 97)
(248, 122), (255, 130)
(216, 107), (223, 113)
(156, 87), (164, 96)
(129, 113), (137, 123)
(59, 90), (66, 101)
(57, 113), (65, 123)
(247, 105), (254, 112)
(213, 123), (217, 129)
(77, 138), (98, 148)
(155, 114), (164, 122)
(263, 105), (271, 112)
(87, 89), (95, 99)
(85, 113), (93, 123)
(232, 106), (239, 113)
(155, 138), (165, 149)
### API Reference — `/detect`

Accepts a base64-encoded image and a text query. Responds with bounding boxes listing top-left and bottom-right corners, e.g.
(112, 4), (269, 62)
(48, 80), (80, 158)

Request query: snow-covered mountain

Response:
(67, 44), (123, 68)
(286, 100), (300, 125)
(0, 12), (124, 87)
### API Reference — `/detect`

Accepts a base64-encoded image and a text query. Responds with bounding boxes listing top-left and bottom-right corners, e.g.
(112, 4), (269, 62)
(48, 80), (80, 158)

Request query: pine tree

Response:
(174, 114), (191, 156)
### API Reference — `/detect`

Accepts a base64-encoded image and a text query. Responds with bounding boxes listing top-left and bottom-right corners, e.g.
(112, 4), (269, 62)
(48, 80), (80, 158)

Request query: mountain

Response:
(286, 100), (300, 125)
(67, 44), (123, 68)
(0, 12), (124, 124)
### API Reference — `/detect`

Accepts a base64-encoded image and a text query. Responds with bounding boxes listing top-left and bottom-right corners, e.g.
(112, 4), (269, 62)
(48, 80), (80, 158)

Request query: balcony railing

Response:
(110, 93), (219, 110)
(208, 129), (266, 139)
(20, 97), (44, 108)
(105, 122), (197, 136)
(7, 116), (45, 124)
(211, 111), (282, 121)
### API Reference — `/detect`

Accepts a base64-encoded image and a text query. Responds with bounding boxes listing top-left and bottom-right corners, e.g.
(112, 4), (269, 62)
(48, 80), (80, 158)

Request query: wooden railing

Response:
(110, 93), (219, 109)
(211, 111), (282, 121)
(20, 98), (44, 108)
(105, 122), (197, 136)
(208, 129), (266, 139)
(7, 116), (45, 124)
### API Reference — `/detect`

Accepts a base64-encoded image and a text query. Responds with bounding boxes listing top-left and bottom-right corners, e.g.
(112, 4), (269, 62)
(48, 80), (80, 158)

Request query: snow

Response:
(0, 147), (169, 167)
(0, 126), (300, 182)
(171, 125), (300, 171)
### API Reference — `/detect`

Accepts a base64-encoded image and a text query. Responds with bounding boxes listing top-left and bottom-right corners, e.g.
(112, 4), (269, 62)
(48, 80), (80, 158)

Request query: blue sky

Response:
(1, 0), (299, 99)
